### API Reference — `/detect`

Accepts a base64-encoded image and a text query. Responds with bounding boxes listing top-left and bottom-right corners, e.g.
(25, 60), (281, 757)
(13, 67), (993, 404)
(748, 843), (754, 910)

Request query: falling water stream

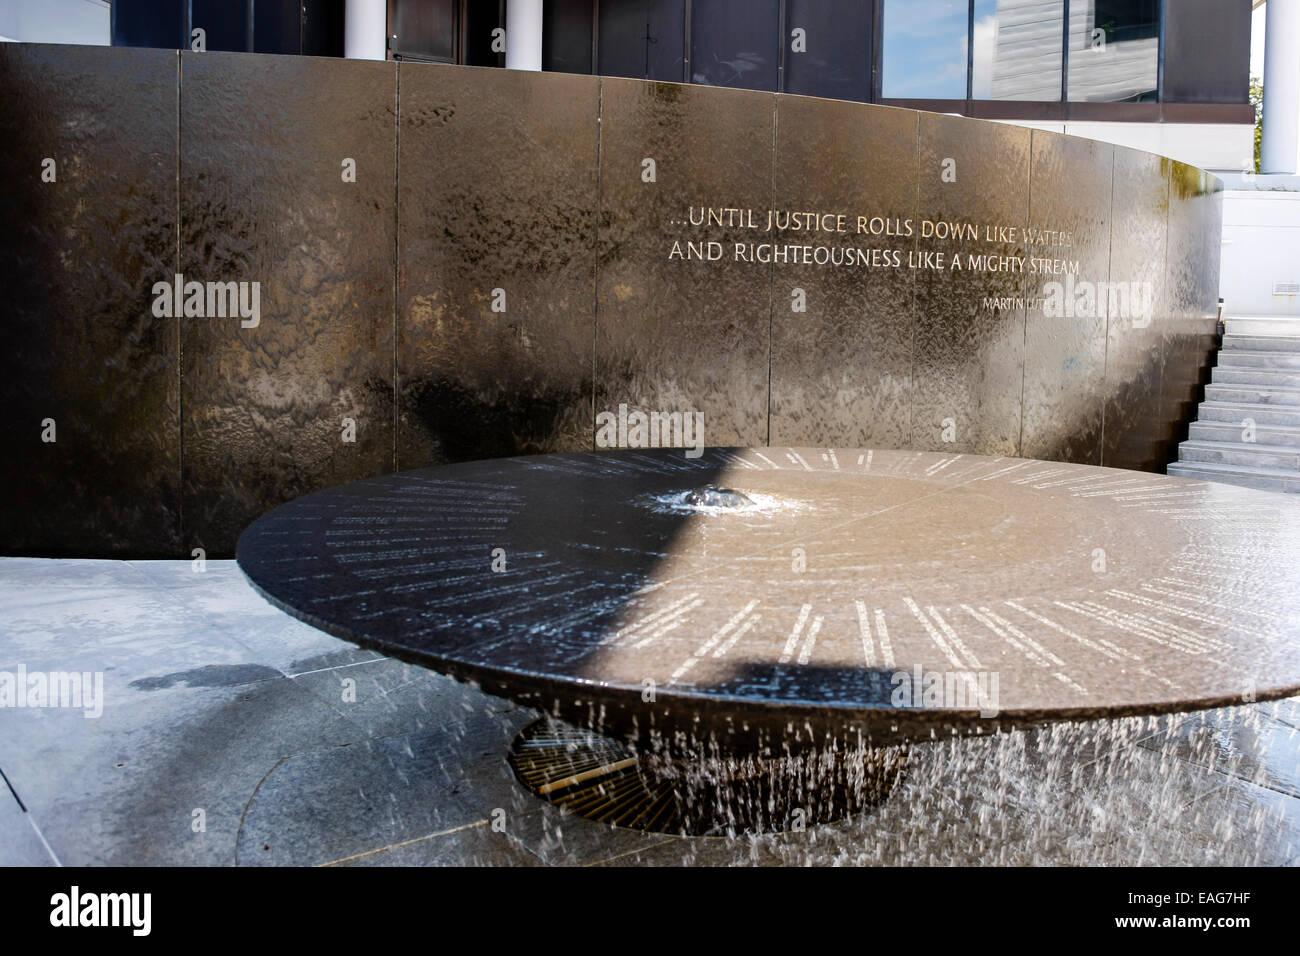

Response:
(517, 698), (1299, 865)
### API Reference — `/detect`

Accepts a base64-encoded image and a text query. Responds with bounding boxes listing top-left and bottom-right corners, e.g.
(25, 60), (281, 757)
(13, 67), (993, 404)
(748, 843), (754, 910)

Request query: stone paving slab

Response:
(0, 781), (56, 866)
(1, 557), (1297, 866)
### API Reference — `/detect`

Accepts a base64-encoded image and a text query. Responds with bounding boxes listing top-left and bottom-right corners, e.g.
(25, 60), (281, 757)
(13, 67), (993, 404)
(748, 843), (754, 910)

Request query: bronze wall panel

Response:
(769, 96), (917, 449)
(1020, 132), (1113, 465)
(910, 114), (1032, 456)
(396, 64), (598, 467)
(1102, 148), (1170, 471)
(180, 52), (397, 554)
(0, 44), (179, 556)
(596, 78), (773, 448)
(0, 53), (1226, 556)
(1161, 163), (1223, 466)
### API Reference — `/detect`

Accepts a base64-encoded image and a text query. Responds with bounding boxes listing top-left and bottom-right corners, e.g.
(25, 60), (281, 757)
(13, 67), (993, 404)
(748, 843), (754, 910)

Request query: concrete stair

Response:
(1168, 317), (1300, 493)
(1195, 401), (1300, 426)
(1203, 383), (1300, 405)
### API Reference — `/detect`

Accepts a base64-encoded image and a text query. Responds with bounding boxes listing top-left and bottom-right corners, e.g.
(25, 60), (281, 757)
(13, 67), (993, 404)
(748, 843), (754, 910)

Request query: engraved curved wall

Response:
(0, 45), (1223, 557)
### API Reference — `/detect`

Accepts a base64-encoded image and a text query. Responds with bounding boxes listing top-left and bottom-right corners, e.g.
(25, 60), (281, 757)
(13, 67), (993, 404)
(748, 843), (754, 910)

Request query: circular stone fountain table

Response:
(237, 448), (1300, 833)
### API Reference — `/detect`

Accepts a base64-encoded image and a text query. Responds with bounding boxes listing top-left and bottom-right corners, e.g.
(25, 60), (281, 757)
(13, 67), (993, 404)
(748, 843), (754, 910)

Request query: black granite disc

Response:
(236, 448), (1300, 751)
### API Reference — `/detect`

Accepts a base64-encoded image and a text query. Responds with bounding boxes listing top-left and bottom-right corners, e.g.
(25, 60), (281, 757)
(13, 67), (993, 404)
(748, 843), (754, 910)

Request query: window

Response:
(783, 0), (872, 103)
(189, 0), (248, 51)
(112, 0), (185, 49)
(544, 0), (594, 74)
(254, 0), (302, 55)
(598, 0), (685, 81)
(972, 0), (1064, 101)
(1067, 0), (1159, 102)
(391, 0), (458, 62)
(464, 0), (505, 67)
(690, 0), (780, 92)
(881, 0), (969, 100)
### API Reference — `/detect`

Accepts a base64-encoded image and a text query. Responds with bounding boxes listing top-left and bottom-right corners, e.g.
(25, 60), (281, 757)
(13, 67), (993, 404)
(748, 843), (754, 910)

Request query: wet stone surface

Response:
(237, 448), (1300, 751)
(1, 557), (1297, 865)
(680, 484), (754, 510)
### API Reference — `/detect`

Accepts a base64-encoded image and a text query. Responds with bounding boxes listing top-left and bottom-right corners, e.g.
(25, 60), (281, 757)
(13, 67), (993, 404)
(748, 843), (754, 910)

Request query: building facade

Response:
(101, 0), (1255, 172)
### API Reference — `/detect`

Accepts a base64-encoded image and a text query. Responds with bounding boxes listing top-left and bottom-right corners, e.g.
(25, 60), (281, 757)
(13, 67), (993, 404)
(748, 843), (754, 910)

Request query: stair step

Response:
(1210, 365), (1300, 386)
(1221, 333), (1300, 353)
(1204, 383), (1300, 406)
(1189, 419), (1300, 447)
(1167, 460), (1300, 493)
(1178, 439), (1300, 469)
(1195, 401), (1300, 427)
(1216, 349), (1300, 370)
(1224, 317), (1300, 337)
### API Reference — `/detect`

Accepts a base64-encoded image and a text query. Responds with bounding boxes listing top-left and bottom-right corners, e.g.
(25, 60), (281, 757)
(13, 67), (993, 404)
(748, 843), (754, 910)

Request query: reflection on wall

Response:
(972, 0), (1158, 103)
(690, 0), (780, 91)
(892, 0), (1162, 104)
(1067, 0), (1159, 102)
(974, 0), (1063, 101)
(881, 0), (969, 99)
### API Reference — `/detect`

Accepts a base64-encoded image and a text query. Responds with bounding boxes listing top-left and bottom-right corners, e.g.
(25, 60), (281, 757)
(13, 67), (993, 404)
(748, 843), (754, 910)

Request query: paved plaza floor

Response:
(2, 558), (1297, 867)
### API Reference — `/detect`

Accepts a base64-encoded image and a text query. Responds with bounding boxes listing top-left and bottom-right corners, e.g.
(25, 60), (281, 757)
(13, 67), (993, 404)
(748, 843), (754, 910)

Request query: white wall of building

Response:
(995, 119), (1256, 174)
(1221, 189), (1300, 316)
(0, 0), (108, 46)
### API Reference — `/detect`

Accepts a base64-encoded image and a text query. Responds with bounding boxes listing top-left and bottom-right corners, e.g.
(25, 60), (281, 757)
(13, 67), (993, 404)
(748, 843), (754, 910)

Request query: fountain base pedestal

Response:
(506, 718), (909, 836)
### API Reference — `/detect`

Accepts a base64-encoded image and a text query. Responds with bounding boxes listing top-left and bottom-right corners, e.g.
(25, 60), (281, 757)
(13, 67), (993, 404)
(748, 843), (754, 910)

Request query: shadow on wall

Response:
(403, 377), (591, 462)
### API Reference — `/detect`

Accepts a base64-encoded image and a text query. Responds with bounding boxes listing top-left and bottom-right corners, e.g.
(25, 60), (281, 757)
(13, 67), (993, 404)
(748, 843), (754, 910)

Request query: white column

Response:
(1262, 0), (1300, 174)
(344, 0), (387, 61)
(505, 0), (543, 71)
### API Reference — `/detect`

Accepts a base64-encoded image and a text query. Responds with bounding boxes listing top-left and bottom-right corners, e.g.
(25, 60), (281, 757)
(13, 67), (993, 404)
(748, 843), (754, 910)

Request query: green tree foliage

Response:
(1251, 75), (1262, 173)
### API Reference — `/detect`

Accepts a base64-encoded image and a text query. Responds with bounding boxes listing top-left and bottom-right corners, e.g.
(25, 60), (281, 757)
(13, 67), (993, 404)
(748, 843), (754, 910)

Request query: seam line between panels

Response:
(767, 93), (777, 448)
(393, 62), (401, 473)
(593, 78), (602, 451)
(909, 111), (919, 452)
(1101, 148), (1116, 466)
(1017, 131), (1032, 459)
(176, 50), (184, 553)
